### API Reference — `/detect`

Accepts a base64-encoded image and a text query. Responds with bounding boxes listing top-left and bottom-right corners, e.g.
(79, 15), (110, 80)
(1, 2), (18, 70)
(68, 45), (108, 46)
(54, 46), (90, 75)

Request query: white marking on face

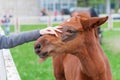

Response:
(67, 18), (71, 22)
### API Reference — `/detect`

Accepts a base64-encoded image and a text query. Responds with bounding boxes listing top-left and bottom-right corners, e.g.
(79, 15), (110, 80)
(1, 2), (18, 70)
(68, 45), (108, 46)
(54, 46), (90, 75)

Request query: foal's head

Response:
(34, 15), (108, 59)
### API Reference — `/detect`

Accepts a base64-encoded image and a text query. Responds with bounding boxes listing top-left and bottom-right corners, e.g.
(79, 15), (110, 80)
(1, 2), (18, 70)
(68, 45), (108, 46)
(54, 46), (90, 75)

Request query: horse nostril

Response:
(35, 49), (41, 54)
(35, 44), (41, 49)
(35, 44), (41, 54)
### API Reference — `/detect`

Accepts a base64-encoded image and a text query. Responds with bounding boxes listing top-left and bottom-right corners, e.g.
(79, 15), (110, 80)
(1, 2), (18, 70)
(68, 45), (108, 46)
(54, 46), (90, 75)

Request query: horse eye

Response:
(67, 30), (76, 33)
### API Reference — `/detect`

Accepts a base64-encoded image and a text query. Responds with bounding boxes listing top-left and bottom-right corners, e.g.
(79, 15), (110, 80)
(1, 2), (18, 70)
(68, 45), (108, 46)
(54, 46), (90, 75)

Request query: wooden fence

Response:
(0, 27), (21, 80)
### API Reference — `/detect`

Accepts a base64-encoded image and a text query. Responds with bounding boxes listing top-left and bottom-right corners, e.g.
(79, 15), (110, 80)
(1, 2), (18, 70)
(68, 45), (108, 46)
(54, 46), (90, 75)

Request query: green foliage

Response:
(77, 0), (106, 7)
(76, 0), (119, 13)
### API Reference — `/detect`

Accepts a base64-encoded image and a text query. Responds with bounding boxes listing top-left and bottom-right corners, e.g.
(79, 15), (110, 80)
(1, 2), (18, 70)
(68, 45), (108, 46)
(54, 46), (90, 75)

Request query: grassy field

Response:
(3, 22), (120, 80)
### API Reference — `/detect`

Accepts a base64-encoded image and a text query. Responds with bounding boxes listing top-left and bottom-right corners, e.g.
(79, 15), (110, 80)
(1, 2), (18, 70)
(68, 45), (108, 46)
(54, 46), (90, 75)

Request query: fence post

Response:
(106, 0), (113, 30)
(14, 17), (20, 33)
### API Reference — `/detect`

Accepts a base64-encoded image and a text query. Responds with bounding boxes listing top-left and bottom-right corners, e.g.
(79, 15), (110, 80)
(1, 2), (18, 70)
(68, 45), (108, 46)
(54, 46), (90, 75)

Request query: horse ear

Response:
(81, 16), (108, 30)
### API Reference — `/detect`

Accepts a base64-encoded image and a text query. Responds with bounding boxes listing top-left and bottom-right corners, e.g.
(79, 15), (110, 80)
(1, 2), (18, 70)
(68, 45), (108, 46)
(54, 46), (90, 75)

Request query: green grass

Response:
(5, 23), (120, 80)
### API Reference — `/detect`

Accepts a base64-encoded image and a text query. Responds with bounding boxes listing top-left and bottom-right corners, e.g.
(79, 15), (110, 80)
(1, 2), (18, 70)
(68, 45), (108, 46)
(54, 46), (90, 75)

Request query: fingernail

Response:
(55, 34), (58, 37)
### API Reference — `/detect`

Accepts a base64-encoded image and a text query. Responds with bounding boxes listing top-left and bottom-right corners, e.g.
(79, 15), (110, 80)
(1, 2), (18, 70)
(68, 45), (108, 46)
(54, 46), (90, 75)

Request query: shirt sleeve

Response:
(0, 30), (41, 49)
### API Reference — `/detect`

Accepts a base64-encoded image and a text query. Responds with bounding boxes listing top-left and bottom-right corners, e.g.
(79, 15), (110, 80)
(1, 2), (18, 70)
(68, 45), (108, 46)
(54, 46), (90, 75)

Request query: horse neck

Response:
(82, 30), (101, 56)
(75, 30), (105, 76)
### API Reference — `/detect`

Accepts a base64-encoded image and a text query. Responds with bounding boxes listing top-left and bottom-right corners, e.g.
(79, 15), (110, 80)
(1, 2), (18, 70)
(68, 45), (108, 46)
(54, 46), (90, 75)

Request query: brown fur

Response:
(34, 13), (112, 80)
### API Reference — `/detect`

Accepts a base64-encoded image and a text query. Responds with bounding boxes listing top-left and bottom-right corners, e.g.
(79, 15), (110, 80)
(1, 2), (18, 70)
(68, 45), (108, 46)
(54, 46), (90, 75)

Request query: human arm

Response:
(0, 30), (40, 49)
(0, 26), (62, 49)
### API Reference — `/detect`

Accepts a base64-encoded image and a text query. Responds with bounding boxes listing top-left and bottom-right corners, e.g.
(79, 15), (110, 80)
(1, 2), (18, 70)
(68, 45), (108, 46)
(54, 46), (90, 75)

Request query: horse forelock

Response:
(59, 12), (91, 31)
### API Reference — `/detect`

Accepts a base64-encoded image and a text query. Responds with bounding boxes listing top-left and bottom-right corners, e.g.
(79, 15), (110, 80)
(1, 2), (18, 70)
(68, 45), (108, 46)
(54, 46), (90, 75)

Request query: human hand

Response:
(40, 26), (62, 37)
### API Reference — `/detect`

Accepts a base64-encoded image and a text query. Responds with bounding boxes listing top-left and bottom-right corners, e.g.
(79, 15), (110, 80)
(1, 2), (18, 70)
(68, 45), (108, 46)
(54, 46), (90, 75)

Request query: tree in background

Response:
(77, 0), (105, 14)
(77, 0), (89, 7)
(77, 0), (120, 13)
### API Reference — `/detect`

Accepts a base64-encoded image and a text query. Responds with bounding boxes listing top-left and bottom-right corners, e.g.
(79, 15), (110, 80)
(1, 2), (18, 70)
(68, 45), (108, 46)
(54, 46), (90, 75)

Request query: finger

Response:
(54, 26), (62, 33)
(54, 28), (62, 33)
(51, 29), (58, 37)
(54, 32), (58, 37)
(46, 27), (59, 37)
(46, 27), (54, 32)
(46, 29), (58, 37)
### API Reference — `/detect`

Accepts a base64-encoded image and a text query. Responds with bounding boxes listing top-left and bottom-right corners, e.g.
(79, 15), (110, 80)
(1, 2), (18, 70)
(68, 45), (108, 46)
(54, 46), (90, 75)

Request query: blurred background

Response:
(0, 0), (120, 31)
(0, 0), (120, 80)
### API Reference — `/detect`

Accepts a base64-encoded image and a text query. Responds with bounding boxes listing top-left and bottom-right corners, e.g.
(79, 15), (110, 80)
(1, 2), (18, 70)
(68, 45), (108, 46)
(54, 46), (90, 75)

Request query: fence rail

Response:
(1, 15), (120, 32)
